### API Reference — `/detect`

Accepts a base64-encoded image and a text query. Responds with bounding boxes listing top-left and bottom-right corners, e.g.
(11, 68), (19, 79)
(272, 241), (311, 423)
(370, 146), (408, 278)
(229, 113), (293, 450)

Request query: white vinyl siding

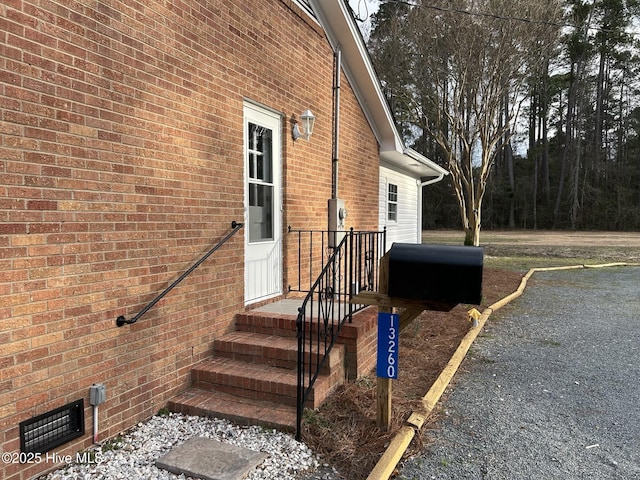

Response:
(379, 166), (419, 249)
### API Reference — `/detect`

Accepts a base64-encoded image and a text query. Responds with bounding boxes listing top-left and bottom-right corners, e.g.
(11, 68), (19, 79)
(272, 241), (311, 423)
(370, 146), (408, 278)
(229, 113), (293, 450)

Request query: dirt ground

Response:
(423, 230), (640, 247)
(423, 230), (640, 262)
(301, 230), (640, 480)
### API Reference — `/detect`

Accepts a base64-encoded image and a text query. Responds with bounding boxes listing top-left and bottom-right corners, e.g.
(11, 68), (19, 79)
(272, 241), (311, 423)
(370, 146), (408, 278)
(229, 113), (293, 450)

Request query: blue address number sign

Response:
(377, 312), (399, 379)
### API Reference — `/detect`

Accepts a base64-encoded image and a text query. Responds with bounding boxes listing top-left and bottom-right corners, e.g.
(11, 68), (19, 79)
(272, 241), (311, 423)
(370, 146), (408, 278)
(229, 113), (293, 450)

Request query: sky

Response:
(347, 0), (379, 40)
(348, 0), (379, 20)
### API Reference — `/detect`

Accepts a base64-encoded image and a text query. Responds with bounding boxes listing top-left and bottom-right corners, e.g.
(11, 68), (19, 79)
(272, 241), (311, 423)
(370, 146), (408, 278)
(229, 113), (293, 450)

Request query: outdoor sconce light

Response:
(292, 109), (315, 141)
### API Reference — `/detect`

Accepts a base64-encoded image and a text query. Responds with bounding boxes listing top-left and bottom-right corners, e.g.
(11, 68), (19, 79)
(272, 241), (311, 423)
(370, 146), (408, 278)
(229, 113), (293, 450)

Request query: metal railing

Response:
(116, 221), (244, 327)
(290, 227), (386, 439)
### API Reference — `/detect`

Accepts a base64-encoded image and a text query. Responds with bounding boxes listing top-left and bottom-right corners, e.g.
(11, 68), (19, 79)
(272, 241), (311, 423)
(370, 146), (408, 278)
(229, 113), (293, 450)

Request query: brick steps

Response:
(168, 307), (357, 431)
(213, 331), (344, 373)
(234, 312), (298, 337)
(167, 388), (297, 432)
(191, 356), (341, 408)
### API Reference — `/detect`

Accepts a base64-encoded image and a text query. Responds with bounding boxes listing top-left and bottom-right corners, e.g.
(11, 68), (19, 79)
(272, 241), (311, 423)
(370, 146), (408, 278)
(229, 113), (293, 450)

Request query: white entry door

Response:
(243, 104), (282, 305)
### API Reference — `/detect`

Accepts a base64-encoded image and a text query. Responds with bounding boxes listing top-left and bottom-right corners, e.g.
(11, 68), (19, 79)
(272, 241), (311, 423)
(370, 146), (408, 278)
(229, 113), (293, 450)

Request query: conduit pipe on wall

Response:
(89, 383), (106, 443)
(93, 405), (99, 443)
(331, 47), (341, 199)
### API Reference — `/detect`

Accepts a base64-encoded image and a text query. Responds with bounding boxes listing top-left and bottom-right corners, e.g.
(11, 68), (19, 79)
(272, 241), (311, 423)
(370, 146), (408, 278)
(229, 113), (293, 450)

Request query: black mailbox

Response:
(387, 243), (483, 307)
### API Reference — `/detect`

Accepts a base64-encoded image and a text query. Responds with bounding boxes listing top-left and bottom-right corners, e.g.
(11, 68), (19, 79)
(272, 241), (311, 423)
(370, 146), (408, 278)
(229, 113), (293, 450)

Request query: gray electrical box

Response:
(89, 383), (106, 406)
(328, 198), (347, 248)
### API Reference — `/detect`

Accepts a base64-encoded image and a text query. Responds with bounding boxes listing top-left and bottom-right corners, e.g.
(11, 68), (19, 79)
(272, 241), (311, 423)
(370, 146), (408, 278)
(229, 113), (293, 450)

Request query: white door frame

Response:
(243, 103), (282, 305)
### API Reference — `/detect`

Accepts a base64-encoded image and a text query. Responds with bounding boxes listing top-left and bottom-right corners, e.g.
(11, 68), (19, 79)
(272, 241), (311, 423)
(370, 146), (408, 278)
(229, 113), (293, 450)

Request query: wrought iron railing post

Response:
(383, 225), (387, 251)
(348, 228), (353, 323)
(296, 308), (305, 440)
(291, 227), (386, 440)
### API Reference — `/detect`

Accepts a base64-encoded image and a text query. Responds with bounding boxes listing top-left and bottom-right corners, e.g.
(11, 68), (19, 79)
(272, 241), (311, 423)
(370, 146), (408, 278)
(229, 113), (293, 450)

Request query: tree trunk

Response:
(554, 61), (581, 228)
(541, 61), (551, 205)
(464, 213), (481, 246)
(505, 94), (515, 228)
(533, 149), (538, 230)
(570, 137), (581, 229)
(506, 141), (515, 228)
(594, 49), (606, 169)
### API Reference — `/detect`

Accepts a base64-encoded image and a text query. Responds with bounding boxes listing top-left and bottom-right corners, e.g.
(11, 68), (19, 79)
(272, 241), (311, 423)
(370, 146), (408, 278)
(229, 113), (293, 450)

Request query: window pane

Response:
(388, 184), (398, 202)
(248, 183), (273, 241)
(388, 203), (397, 221)
(248, 123), (272, 182)
(258, 130), (272, 182)
(248, 152), (256, 179)
(388, 183), (398, 221)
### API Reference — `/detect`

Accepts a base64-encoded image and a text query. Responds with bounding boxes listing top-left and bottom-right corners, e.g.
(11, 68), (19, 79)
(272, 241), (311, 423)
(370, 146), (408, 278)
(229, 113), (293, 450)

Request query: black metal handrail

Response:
(292, 227), (386, 439)
(116, 221), (244, 327)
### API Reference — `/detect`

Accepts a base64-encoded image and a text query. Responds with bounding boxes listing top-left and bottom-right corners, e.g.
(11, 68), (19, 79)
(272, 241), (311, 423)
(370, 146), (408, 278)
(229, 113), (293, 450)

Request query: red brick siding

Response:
(0, 1), (380, 478)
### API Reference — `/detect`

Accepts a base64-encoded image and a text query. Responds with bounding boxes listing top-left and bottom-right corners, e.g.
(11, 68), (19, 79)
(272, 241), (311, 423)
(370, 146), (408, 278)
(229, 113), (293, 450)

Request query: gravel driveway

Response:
(398, 266), (640, 480)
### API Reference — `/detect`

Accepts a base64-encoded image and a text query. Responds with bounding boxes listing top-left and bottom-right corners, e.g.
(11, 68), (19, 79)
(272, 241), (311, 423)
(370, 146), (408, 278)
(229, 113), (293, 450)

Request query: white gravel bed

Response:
(37, 413), (335, 480)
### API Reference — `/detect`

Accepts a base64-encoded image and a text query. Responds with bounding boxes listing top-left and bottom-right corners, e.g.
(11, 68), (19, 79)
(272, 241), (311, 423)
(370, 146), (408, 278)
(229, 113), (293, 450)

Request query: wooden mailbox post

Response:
(351, 254), (448, 429)
(351, 244), (482, 429)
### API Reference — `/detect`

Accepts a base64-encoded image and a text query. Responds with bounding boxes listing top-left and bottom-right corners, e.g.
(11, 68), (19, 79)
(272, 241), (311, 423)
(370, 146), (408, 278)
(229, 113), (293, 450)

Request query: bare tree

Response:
(375, 0), (562, 245)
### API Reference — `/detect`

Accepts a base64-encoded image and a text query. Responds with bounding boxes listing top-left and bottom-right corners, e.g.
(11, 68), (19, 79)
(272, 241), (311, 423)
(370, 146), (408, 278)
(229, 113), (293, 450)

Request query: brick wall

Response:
(0, 1), (380, 478)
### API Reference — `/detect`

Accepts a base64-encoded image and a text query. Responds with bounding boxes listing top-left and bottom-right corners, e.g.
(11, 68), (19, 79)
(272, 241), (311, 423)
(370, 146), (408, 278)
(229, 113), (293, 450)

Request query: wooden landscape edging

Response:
(365, 262), (638, 480)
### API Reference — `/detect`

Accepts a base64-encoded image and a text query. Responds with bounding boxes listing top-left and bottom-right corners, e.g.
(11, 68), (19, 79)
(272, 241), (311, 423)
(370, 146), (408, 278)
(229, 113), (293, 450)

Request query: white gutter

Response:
(420, 174), (446, 188)
(403, 147), (448, 179)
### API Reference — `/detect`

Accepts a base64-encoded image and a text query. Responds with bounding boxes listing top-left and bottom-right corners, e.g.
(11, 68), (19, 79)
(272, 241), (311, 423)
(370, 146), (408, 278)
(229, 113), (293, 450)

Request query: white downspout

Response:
(417, 174), (445, 243)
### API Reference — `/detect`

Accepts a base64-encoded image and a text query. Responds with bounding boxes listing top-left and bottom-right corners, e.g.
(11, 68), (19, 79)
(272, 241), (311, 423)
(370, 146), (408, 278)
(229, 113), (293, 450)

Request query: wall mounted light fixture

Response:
(292, 110), (315, 141)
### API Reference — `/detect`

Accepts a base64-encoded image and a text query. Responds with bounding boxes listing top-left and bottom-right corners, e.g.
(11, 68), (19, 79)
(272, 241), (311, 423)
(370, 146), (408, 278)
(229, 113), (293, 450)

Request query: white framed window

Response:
(247, 122), (274, 242)
(388, 183), (398, 222)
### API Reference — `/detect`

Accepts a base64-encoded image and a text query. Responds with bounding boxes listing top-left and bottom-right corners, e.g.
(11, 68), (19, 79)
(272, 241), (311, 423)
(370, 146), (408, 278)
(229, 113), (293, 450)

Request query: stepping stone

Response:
(156, 437), (267, 480)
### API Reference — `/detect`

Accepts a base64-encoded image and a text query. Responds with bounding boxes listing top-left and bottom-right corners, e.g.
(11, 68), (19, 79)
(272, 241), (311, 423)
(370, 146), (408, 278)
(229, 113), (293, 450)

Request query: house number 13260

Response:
(377, 313), (399, 379)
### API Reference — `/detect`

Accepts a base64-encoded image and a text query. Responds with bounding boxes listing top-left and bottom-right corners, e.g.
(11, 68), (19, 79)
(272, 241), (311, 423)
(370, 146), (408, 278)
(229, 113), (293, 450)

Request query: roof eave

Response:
(309, 0), (448, 181)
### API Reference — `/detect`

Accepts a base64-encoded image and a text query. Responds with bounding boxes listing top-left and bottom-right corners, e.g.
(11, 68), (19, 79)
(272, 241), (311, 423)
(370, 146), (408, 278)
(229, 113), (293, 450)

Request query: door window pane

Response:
(247, 122), (274, 242)
(248, 184), (273, 241)
(248, 123), (272, 182)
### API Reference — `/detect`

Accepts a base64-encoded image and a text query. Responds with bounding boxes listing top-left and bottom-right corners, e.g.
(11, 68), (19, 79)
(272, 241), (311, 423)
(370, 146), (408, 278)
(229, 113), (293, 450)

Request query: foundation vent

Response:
(20, 399), (85, 453)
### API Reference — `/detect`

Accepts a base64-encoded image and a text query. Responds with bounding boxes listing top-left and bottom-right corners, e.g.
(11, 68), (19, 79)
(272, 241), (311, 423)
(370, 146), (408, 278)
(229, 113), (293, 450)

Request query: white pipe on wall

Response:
(417, 174), (445, 243)
(93, 405), (99, 443)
